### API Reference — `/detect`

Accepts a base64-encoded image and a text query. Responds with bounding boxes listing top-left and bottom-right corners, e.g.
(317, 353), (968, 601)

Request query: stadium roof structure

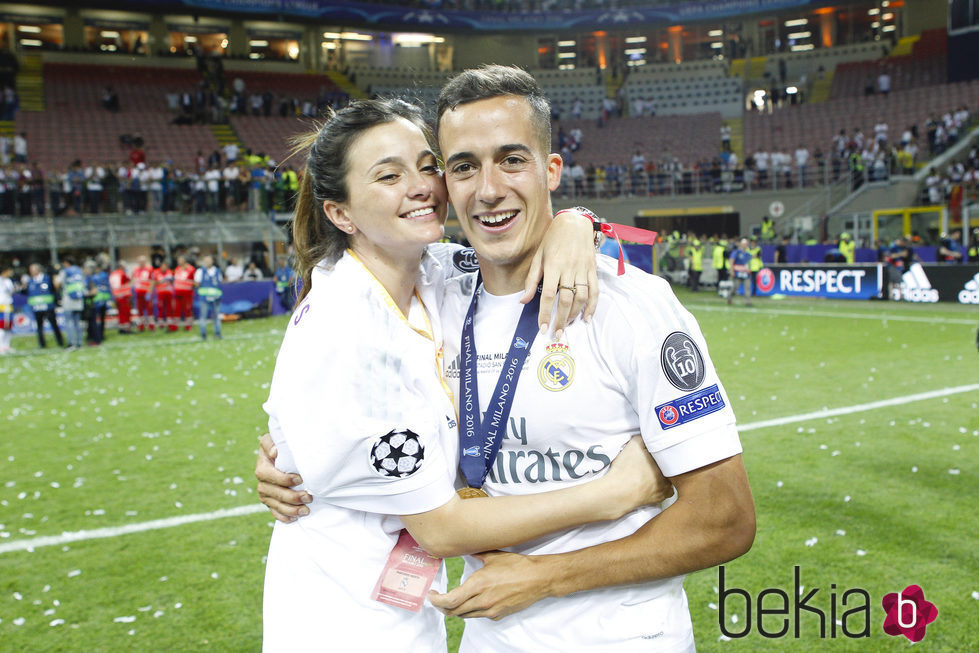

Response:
(45, 0), (837, 32)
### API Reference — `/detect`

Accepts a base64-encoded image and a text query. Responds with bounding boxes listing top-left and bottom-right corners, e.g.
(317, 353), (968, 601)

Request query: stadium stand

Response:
(743, 80), (979, 159)
(20, 62), (217, 170)
(622, 60), (741, 119)
(556, 112), (722, 169)
(830, 29), (947, 98)
(229, 114), (313, 165)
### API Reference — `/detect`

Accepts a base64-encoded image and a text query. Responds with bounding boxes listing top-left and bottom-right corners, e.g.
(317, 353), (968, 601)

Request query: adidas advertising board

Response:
(895, 263), (979, 304)
(753, 265), (883, 300)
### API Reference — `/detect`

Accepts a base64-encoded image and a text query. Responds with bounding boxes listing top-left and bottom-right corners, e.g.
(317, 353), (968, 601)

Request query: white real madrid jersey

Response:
(262, 250), (459, 653)
(439, 254), (742, 652)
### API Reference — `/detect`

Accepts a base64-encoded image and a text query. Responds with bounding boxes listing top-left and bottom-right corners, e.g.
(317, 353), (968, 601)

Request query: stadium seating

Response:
(761, 42), (884, 87)
(229, 114), (314, 165)
(556, 112), (722, 169)
(742, 79), (979, 157)
(21, 62), (218, 170)
(623, 60), (741, 118)
(224, 69), (342, 101)
(830, 30), (947, 98)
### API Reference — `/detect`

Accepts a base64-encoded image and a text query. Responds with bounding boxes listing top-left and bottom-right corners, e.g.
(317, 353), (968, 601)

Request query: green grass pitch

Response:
(1, 289), (976, 651)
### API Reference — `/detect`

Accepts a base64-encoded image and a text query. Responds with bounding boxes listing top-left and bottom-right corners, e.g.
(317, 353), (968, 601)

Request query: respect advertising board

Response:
(753, 265), (883, 300)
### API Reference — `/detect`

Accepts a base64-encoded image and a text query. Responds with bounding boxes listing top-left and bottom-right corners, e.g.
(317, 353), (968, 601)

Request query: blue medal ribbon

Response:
(459, 273), (540, 490)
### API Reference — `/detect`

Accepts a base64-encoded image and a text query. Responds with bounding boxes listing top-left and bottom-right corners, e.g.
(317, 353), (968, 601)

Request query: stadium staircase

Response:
(726, 116), (744, 161)
(16, 55), (45, 112)
(746, 56), (767, 80)
(728, 58), (746, 78)
(808, 69), (834, 103)
(210, 123), (243, 154)
(889, 35), (919, 58)
(324, 70), (366, 100)
(0, 120), (13, 139)
(604, 71), (623, 103)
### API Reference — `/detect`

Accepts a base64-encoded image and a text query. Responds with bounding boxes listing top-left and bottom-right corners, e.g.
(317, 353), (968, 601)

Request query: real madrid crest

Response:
(538, 342), (574, 392)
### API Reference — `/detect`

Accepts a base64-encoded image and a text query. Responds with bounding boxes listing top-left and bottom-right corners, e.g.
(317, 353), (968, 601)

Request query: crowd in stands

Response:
(552, 100), (974, 199)
(0, 142), (301, 217)
(166, 74), (347, 126)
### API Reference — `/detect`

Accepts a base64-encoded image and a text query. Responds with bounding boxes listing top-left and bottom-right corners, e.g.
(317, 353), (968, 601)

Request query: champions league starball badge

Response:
(660, 331), (706, 391)
(369, 429), (425, 478)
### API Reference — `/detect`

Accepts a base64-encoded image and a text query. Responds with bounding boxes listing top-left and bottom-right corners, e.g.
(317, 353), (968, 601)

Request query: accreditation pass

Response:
(371, 530), (442, 612)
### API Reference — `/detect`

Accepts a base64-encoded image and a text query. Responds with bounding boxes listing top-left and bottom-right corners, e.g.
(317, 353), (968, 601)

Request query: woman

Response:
(262, 99), (664, 651)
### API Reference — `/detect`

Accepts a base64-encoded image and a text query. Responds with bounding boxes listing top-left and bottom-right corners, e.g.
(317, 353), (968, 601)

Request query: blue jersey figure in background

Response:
(27, 262), (64, 349)
(195, 255), (224, 340)
(274, 261), (295, 313)
(728, 238), (754, 307)
(88, 261), (112, 346)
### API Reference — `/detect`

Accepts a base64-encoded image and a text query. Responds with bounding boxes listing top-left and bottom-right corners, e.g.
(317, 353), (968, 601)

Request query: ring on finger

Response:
(574, 282), (588, 287)
(558, 284), (577, 296)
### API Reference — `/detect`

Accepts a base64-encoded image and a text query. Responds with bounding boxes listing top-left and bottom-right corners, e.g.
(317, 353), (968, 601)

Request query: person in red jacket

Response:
(173, 255), (196, 331)
(132, 255), (155, 331)
(109, 261), (133, 334)
(152, 262), (176, 331)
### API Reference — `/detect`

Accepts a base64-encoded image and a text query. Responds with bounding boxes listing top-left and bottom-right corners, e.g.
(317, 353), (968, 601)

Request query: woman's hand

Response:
(602, 436), (674, 517)
(255, 433), (312, 522)
(522, 208), (599, 339)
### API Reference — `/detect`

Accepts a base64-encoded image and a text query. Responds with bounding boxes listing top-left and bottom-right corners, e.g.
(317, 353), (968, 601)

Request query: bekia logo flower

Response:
(882, 585), (937, 642)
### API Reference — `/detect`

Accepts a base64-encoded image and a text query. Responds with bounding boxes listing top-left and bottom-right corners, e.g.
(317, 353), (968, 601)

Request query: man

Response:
(686, 236), (703, 292)
(712, 236), (729, 284)
(775, 234), (790, 264)
(728, 238), (753, 307)
(194, 255), (223, 340)
(26, 262), (64, 349)
(258, 65), (754, 650)
(938, 229), (964, 263)
(132, 255), (154, 331)
(173, 256), (196, 330)
(109, 260), (132, 334)
(838, 232), (856, 264)
(87, 260), (111, 345)
(58, 257), (86, 349)
(152, 260), (175, 331)
(274, 259), (295, 313)
(0, 265), (15, 354)
(747, 237), (763, 295)
(760, 215), (775, 243)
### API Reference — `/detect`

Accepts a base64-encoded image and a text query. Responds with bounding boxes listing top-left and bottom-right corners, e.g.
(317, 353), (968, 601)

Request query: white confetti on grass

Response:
(13, 617), (25, 626)
(949, 469), (961, 475)
(856, 549), (867, 556)
(971, 591), (979, 600)
(805, 537), (818, 547)
(68, 569), (81, 577)
(50, 618), (65, 627)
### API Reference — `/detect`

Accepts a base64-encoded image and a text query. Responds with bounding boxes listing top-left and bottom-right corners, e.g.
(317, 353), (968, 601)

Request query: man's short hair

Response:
(437, 65), (552, 154)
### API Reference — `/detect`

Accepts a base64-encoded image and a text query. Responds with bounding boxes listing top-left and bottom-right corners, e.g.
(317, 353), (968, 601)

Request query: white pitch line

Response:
(0, 504), (266, 555)
(738, 383), (979, 432)
(685, 303), (977, 326)
(2, 384), (977, 555)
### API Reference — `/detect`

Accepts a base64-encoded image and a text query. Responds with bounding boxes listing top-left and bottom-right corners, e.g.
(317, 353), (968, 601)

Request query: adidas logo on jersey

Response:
(959, 272), (979, 304)
(893, 263), (939, 303)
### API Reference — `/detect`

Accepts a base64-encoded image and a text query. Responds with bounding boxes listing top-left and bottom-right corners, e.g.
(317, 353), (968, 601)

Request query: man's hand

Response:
(523, 209), (599, 339)
(428, 551), (552, 620)
(255, 433), (312, 522)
